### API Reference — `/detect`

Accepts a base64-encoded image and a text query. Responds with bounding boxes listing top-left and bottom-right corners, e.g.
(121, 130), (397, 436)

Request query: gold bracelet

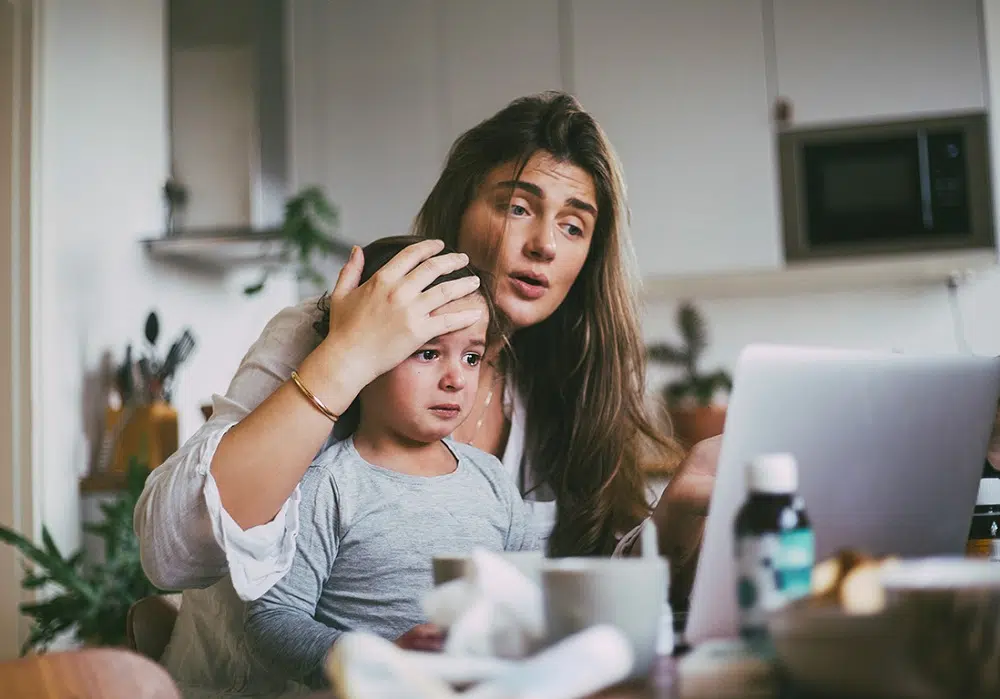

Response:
(290, 370), (339, 423)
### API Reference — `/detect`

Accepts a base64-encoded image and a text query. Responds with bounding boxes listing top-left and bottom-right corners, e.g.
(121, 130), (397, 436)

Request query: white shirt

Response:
(134, 297), (643, 697)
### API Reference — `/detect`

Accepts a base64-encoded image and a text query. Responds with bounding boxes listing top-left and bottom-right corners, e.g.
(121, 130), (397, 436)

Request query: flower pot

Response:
(668, 404), (727, 449)
(103, 401), (178, 473)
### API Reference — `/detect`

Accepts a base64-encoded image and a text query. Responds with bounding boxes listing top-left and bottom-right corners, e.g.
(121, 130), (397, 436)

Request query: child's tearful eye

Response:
(463, 353), (481, 367)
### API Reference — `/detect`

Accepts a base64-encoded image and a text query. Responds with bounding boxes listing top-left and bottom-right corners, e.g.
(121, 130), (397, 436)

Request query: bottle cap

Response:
(748, 453), (798, 494)
(977, 477), (1000, 506)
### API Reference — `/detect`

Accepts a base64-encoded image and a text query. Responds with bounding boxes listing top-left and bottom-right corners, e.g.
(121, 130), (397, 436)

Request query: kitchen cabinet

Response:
(289, 0), (565, 246)
(771, 0), (986, 126)
(289, 0), (443, 245)
(571, 0), (782, 279)
(439, 0), (563, 139)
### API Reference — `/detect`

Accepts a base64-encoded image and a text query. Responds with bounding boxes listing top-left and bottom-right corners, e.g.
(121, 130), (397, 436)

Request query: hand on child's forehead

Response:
(430, 294), (490, 339)
(430, 293), (487, 318)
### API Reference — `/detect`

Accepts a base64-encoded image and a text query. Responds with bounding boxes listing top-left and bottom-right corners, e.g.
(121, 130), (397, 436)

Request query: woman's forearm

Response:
(210, 345), (365, 530)
(653, 491), (706, 610)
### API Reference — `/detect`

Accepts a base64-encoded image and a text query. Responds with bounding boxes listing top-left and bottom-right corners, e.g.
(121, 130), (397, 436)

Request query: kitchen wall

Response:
(34, 0), (297, 558)
(645, 276), (1000, 387)
(289, 0), (1000, 393)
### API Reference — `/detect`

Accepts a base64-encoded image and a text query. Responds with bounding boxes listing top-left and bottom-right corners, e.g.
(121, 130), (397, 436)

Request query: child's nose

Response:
(442, 362), (467, 391)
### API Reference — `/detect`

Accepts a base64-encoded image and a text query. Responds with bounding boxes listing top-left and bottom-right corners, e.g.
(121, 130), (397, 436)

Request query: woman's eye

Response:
(415, 349), (438, 361)
(562, 222), (584, 237)
(463, 353), (481, 367)
(509, 204), (528, 217)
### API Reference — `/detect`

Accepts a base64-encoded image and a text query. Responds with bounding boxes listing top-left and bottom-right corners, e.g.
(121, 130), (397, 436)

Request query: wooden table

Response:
(1, 648), (181, 699)
(589, 656), (677, 698)
(312, 656), (679, 699)
(312, 655), (862, 698)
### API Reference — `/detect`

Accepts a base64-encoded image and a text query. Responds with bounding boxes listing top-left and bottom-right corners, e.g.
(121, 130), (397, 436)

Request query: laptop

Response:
(684, 344), (1000, 644)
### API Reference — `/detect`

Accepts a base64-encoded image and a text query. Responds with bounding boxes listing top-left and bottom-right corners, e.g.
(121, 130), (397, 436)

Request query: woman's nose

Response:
(523, 219), (557, 262)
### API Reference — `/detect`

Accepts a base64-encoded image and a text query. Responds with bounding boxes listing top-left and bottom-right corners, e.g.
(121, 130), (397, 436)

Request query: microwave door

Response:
(803, 136), (925, 253)
(917, 129), (934, 231)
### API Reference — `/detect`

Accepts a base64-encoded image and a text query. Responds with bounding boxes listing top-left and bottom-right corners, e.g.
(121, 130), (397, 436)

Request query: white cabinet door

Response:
(439, 0), (563, 140)
(572, 0), (781, 279)
(289, 0), (443, 246)
(772, 0), (986, 126)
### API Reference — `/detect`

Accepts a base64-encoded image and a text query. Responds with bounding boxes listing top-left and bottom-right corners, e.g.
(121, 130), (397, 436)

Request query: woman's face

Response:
(457, 151), (598, 330)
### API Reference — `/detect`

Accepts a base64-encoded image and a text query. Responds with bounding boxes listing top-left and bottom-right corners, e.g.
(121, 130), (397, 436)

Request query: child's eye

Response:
(415, 349), (438, 361)
(463, 353), (481, 367)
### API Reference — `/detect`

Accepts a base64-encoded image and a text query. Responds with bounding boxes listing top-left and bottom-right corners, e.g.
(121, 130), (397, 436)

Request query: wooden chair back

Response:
(126, 594), (182, 661)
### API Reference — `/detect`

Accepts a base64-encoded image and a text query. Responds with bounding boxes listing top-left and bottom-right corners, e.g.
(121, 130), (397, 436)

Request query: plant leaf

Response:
(647, 343), (688, 365)
(677, 302), (708, 360)
(244, 272), (268, 296)
(665, 380), (693, 404)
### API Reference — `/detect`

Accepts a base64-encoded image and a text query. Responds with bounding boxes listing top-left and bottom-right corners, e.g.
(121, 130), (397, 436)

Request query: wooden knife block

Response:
(104, 401), (178, 473)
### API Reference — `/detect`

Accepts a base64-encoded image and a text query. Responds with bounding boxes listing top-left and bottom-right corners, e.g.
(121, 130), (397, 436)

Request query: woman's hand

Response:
(662, 435), (720, 516)
(394, 623), (446, 652)
(299, 240), (484, 404)
(651, 435), (722, 610)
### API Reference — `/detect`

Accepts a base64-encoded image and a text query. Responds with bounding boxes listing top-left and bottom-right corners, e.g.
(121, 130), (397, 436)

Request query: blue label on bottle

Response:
(736, 528), (815, 640)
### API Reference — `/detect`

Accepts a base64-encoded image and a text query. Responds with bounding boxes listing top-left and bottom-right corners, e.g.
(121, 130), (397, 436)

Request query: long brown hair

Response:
(411, 92), (684, 556)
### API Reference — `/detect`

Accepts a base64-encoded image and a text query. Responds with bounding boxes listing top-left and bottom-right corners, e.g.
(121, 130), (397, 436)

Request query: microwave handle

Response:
(917, 129), (934, 230)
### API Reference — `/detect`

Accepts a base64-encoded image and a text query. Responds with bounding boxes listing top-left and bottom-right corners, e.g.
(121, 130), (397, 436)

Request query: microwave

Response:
(779, 113), (995, 262)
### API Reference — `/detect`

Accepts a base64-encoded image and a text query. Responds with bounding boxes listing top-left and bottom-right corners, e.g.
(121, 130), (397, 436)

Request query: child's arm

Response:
(504, 481), (539, 552)
(245, 468), (342, 689)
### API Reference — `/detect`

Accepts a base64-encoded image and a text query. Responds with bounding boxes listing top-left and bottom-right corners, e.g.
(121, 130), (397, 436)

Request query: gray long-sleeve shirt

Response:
(244, 437), (534, 689)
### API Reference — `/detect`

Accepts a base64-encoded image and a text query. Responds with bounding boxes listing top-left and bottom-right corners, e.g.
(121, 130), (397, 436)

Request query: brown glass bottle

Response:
(735, 453), (815, 644)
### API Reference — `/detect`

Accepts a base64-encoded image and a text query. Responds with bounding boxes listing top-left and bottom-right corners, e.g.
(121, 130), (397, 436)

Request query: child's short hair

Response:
(359, 235), (506, 346)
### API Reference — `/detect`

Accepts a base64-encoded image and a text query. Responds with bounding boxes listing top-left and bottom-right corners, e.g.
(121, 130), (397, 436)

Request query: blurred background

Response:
(3, 0), (1000, 657)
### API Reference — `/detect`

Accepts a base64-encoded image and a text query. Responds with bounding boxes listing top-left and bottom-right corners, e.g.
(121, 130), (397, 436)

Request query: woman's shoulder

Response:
(243, 295), (326, 367)
(259, 295), (325, 341)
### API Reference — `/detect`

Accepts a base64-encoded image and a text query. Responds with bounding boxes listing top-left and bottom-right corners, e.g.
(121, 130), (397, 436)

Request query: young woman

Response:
(136, 92), (718, 656)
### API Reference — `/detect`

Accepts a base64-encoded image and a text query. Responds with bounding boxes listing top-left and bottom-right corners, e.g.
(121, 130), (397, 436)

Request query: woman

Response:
(136, 91), (718, 692)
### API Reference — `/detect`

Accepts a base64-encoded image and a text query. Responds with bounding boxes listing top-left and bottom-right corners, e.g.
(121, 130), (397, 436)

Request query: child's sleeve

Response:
(245, 467), (343, 689)
(504, 478), (539, 552)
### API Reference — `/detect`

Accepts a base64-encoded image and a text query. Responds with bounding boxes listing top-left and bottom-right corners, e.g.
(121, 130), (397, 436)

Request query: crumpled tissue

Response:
(325, 548), (636, 698)
(423, 549), (546, 659)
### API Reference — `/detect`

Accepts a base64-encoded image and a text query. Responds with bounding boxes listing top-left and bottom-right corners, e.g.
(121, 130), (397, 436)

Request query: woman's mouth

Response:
(508, 273), (549, 300)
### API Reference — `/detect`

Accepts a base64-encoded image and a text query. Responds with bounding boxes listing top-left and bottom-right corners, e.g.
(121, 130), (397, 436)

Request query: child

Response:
(244, 236), (535, 691)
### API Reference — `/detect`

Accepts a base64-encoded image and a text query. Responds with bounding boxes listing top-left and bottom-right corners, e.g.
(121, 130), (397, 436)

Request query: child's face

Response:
(359, 294), (491, 442)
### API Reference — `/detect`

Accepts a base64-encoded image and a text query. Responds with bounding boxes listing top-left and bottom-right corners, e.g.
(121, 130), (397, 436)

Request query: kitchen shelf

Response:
(641, 249), (999, 302)
(142, 227), (286, 268)
(141, 226), (353, 269)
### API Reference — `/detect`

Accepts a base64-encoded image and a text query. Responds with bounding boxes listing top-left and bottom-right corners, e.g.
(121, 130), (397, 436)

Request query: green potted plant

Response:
(0, 460), (161, 653)
(244, 186), (343, 296)
(647, 301), (732, 447)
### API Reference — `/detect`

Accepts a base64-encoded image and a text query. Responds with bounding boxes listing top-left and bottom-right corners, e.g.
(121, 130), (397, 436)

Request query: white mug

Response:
(541, 557), (669, 678)
(432, 550), (545, 586)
